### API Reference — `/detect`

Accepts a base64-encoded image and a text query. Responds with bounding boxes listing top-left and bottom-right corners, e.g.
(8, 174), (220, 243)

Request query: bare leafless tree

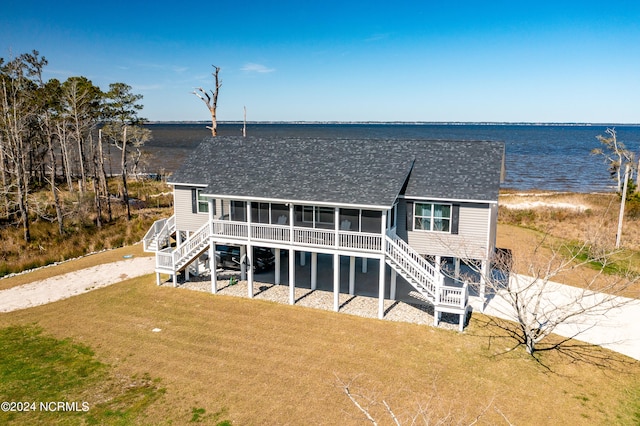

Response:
(449, 232), (638, 357)
(592, 128), (636, 193)
(335, 374), (501, 425)
(193, 65), (221, 137)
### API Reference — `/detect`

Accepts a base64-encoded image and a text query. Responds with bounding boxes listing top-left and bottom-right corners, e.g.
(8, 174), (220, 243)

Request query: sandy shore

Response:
(0, 256), (155, 312)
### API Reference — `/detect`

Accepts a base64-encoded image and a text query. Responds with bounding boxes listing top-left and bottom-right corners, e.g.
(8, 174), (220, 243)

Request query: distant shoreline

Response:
(145, 121), (640, 127)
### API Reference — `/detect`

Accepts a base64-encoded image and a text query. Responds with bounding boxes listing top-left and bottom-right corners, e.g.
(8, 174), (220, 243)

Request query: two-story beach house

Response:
(144, 137), (505, 330)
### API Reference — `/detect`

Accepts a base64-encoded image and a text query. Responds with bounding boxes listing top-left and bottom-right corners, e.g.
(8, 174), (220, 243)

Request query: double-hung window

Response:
(191, 188), (211, 214)
(196, 189), (209, 213)
(414, 203), (451, 232)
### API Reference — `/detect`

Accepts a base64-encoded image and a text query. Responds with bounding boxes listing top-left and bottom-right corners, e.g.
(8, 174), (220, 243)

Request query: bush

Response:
(626, 199), (640, 219)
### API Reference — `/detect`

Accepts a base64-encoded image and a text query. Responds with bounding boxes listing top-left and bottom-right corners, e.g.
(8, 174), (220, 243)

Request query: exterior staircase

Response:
(154, 221), (212, 285)
(385, 231), (470, 331)
(143, 215), (176, 252)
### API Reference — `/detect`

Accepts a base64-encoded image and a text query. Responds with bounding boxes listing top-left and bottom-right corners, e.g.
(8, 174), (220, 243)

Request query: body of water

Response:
(142, 123), (640, 193)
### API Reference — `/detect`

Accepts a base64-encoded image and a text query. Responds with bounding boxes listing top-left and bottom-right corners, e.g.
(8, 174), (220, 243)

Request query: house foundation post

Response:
(275, 248), (281, 285)
(362, 258), (368, 273)
(378, 209), (387, 319)
(288, 248), (295, 305)
(185, 232), (191, 282)
(454, 257), (461, 280)
(311, 252), (317, 290)
(210, 244), (217, 294)
(349, 256), (355, 295)
(333, 253), (340, 312)
(240, 245), (246, 281)
(378, 257), (385, 319)
(300, 251), (306, 266)
(246, 201), (253, 298)
(156, 272), (160, 286)
(390, 269), (397, 300)
(247, 243), (254, 298)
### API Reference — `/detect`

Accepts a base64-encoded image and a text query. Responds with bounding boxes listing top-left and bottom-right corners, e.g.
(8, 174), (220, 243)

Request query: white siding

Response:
(401, 200), (492, 260)
(173, 186), (208, 232)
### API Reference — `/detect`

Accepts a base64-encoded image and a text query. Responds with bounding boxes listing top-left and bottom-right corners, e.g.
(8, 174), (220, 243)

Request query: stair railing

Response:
(384, 235), (438, 298)
(172, 221), (211, 270)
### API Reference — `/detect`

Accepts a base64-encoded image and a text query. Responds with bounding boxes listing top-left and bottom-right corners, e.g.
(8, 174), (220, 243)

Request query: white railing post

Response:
(289, 204), (294, 245)
(335, 207), (340, 248)
(246, 201), (252, 242)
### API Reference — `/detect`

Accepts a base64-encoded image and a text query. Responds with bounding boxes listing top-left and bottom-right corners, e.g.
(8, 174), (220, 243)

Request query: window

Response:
(197, 190), (209, 213)
(191, 189), (211, 214)
(360, 210), (382, 233)
(317, 207), (334, 225)
(230, 200), (246, 221)
(270, 203), (289, 225)
(414, 203), (451, 232)
(299, 205), (335, 229)
(251, 202), (270, 223)
(302, 206), (314, 223)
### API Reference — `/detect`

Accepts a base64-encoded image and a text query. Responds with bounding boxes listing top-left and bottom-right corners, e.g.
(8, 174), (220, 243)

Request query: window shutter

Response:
(406, 201), (413, 231)
(191, 188), (197, 214)
(451, 204), (460, 234)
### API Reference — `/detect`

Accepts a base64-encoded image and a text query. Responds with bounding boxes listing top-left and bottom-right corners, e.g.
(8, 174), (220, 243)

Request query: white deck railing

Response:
(339, 231), (382, 251)
(437, 282), (468, 309)
(143, 215), (175, 252)
(173, 222), (211, 268)
(156, 222), (211, 272)
(294, 228), (335, 247)
(210, 220), (381, 252)
(212, 220), (248, 239)
(251, 223), (290, 242)
(156, 247), (174, 270)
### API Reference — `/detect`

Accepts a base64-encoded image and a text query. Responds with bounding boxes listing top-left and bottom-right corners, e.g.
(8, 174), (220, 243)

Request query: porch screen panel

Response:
(361, 210), (382, 233)
(339, 209), (359, 231)
(251, 202), (270, 223)
(271, 203), (289, 225)
(231, 201), (246, 222)
(316, 207), (334, 229)
(295, 205), (311, 227)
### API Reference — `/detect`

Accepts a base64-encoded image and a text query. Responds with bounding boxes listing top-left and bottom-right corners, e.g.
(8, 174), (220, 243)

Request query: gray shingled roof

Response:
(169, 137), (503, 207)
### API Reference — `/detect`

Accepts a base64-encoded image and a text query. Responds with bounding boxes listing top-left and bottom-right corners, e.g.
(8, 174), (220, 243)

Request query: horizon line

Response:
(145, 120), (640, 126)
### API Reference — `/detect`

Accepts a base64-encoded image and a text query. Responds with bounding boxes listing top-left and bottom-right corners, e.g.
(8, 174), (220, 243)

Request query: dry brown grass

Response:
(1, 275), (638, 425)
(498, 191), (640, 298)
(0, 178), (172, 278)
(499, 191), (640, 251)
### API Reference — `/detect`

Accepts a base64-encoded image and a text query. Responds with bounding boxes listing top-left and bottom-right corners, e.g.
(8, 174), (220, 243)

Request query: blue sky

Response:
(3, 1), (640, 123)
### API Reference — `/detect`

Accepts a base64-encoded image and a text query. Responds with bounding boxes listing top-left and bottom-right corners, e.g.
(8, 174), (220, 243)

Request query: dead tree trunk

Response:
(98, 129), (112, 222)
(193, 65), (221, 137)
(47, 135), (64, 235)
(121, 126), (131, 221)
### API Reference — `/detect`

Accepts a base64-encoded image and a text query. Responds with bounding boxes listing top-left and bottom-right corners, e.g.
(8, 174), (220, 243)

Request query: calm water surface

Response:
(142, 123), (640, 193)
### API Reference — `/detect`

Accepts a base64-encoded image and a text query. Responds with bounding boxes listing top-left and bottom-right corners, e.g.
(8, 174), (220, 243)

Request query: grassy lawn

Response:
(1, 273), (638, 425)
(1, 189), (639, 424)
